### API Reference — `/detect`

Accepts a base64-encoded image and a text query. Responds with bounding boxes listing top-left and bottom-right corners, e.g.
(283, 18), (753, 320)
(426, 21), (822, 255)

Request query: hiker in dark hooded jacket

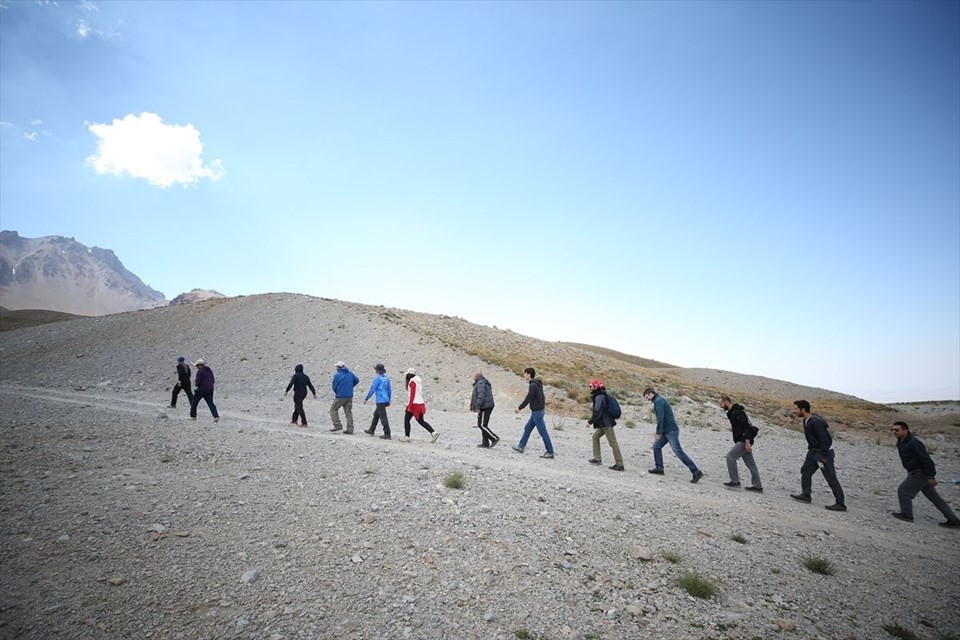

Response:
(719, 395), (763, 492)
(285, 364), (316, 426)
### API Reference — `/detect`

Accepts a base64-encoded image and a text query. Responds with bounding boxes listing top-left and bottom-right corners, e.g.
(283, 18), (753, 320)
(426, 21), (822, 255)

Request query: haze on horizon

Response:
(1, 1), (957, 404)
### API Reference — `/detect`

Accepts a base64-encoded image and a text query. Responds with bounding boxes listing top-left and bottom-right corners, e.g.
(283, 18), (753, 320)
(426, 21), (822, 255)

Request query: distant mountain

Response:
(0, 230), (167, 315)
(169, 288), (226, 306)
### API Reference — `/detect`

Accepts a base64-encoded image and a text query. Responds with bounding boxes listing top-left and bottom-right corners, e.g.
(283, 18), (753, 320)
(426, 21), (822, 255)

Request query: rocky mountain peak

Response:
(0, 230), (167, 315)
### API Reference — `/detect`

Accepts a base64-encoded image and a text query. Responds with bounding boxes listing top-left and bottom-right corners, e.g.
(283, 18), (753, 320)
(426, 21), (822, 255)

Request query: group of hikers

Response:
(169, 358), (960, 530)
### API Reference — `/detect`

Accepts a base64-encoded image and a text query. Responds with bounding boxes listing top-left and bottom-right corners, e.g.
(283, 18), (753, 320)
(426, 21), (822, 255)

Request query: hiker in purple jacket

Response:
(189, 359), (219, 422)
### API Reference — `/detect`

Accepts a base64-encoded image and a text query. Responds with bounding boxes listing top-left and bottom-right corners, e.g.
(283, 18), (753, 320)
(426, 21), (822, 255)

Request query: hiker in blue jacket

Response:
(330, 361), (360, 434)
(363, 363), (393, 439)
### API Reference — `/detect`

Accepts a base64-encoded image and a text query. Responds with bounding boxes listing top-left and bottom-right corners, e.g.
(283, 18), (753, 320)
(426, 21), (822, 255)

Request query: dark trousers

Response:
(404, 410), (434, 437)
(171, 382), (193, 407)
(291, 393), (307, 425)
(800, 449), (844, 505)
(369, 403), (390, 435)
(476, 408), (498, 445)
(898, 471), (959, 521)
(191, 388), (219, 419)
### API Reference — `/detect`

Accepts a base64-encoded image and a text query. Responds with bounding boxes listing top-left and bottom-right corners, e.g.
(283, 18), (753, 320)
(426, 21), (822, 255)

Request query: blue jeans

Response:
(518, 410), (553, 454)
(653, 430), (698, 474)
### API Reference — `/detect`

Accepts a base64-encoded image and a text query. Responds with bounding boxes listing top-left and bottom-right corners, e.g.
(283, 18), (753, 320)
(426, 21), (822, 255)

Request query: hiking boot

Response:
(825, 503), (847, 512)
(512, 445), (525, 453)
(302, 422), (308, 427)
(588, 459), (602, 465)
(363, 429), (375, 436)
(540, 452), (554, 459)
(891, 512), (914, 523)
(609, 464), (625, 471)
(790, 493), (812, 503)
(343, 429), (354, 435)
(647, 468), (664, 475)
(723, 481), (741, 487)
(690, 471), (704, 484)
(745, 486), (764, 493)
(939, 520), (960, 529)
(329, 426), (343, 432)
(379, 434), (392, 440)
(431, 432), (441, 443)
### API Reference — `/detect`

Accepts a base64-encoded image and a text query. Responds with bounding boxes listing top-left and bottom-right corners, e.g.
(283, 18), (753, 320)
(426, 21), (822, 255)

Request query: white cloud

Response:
(85, 112), (225, 188)
(0, 121), (12, 128)
(76, 18), (91, 38)
(31, 119), (42, 125)
(24, 132), (38, 142)
(79, 1), (98, 11)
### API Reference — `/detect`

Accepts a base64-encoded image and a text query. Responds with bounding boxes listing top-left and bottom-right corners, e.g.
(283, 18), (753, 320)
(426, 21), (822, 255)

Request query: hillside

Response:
(0, 292), (958, 640)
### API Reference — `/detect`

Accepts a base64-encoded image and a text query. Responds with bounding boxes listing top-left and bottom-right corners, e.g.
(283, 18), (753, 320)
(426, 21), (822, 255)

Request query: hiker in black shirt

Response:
(790, 400), (846, 512)
(170, 356), (193, 409)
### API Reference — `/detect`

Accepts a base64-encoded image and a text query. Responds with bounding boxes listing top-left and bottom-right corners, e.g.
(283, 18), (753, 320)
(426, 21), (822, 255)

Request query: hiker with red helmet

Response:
(586, 379), (625, 471)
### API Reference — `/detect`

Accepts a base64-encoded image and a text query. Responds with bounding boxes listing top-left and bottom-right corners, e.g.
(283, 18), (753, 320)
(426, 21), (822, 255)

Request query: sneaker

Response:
(647, 468), (664, 475)
(745, 486), (764, 493)
(363, 429), (375, 436)
(379, 434), (392, 440)
(290, 421), (299, 425)
(489, 438), (500, 449)
(213, 417), (219, 423)
(891, 512), (914, 523)
(588, 459), (602, 465)
(723, 481), (741, 487)
(431, 432), (441, 443)
(302, 422), (308, 427)
(512, 445), (525, 453)
(329, 426), (343, 432)
(609, 464), (625, 471)
(168, 405), (177, 408)
(690, 470), (704, 484)
(187, 417), (196, 421)
(477, 443), (489, 448)
(790, 493), (812, 503)
(540, 452), (554, 459)
(825, 503), (847, 512)
(939, 520), (960, 529)
(399, 436), (411, 442)
(343, 429), (354, 435)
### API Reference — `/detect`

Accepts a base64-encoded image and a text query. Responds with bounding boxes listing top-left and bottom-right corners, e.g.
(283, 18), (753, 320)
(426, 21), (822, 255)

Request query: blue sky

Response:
(1, 0), (958, 403)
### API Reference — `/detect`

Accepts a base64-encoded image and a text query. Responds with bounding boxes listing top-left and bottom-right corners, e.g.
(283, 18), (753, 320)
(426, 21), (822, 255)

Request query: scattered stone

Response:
(240, 569), (261, 584)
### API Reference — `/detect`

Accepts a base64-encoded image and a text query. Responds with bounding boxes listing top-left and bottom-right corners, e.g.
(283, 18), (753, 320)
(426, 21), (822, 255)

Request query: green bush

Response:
(803, 556), (835, 576)
(444, 471), (465, 490)
(677, 572), (719, 599)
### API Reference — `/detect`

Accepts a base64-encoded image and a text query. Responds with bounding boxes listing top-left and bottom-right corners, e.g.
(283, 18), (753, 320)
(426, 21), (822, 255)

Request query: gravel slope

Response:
(1, 294), (958, 640)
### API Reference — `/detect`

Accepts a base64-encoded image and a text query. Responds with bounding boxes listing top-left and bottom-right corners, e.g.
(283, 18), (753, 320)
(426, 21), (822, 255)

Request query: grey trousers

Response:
(726, 441), (762, 488)
(330, 397), (354, 430)
(898, 471), (959, 521)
